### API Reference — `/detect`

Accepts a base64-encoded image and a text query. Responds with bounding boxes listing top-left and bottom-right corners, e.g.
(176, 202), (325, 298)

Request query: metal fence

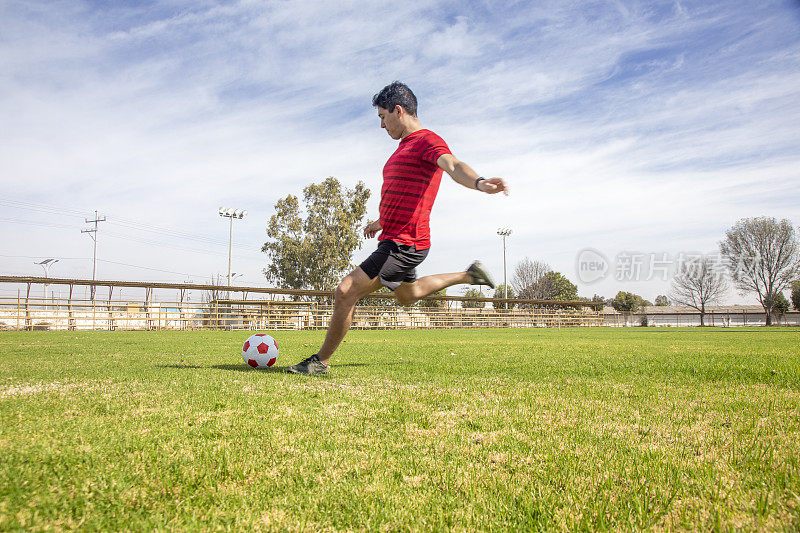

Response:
(0, 297), (602, 331)
(0, 276), (602, 331)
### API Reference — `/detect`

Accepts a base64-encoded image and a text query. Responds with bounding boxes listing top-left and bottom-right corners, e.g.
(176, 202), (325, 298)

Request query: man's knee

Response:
(334, 279), (358, 304)
(335, 270), (375, 304)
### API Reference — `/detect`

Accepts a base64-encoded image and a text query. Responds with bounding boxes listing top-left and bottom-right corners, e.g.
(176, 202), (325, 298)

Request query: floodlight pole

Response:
(228, 216), (234, 286)
(218, 206), (247, 292)
(497, 228), (512, 302)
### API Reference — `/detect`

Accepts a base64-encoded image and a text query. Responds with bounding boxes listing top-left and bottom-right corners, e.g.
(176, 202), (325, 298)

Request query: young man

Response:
(286, 81), (509, 374)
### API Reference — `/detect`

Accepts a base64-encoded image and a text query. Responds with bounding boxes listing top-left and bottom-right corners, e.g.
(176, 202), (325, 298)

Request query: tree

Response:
(540, 271), (578, 301)
(511, 258), (551, 301)
(202, 273), (226, 304)
(359, 286), (397, 307)
(262, 177), (370, 291)
(654, 295), (671, 306)
(510, 258), (580, 305)
(492, 284), (515, 310)
(770, 292), (790, 319)
(611, 291), (646, 313)
(417, 288), (448, 308)
(360, 286), (447, 308)
(669, 256), (728, 327)
(791, 281), (800, 311)
(719, 217), (800, 325)
(462, 288), (486, 308)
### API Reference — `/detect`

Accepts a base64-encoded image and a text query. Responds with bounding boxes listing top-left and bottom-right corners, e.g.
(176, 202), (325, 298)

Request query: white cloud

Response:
(1, 0), (799, 304)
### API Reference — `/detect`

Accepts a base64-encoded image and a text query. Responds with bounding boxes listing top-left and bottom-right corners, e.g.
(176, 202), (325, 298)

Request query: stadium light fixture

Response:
(35, 258), (59, 300)
(219, 206), (247, 288)
(497, 229), (512, 302)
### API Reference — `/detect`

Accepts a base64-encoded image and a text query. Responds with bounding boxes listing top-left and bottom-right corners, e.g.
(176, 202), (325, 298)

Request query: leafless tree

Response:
(202, 273), (226, 304)
(669, 256), (728, 326)
(720, 217), (800, 325)
(511, 258), (551, 303)
(202, 274), (227, 328)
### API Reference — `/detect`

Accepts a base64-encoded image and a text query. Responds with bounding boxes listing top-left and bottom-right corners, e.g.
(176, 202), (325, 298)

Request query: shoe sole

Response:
(469, 262), (495, 289)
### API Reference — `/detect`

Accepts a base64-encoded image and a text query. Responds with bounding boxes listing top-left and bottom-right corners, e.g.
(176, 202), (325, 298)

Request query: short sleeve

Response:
(420, 132), (451, 164)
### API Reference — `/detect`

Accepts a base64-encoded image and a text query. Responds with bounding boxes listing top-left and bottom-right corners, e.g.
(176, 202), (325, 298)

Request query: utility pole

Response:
(497, 228), (512, 304)
(82, 210), (106, 300)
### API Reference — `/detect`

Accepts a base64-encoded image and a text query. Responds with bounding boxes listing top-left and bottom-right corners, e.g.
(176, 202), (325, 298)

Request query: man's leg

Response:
(316, 267), (382, 364)
(393, 261), (494, 306)
(393, 271), (471, 306)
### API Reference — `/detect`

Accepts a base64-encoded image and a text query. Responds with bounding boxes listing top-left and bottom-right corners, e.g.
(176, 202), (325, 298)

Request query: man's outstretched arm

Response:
(437, 154), (509, 195)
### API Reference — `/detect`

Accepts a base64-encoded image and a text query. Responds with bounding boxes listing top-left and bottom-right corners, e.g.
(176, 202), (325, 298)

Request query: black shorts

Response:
(359, 240), (429, 290)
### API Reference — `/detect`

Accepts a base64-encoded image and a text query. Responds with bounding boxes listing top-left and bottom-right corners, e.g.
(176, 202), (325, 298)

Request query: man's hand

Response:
(478, 177), (509, 196)
(363, 220), (382, 239)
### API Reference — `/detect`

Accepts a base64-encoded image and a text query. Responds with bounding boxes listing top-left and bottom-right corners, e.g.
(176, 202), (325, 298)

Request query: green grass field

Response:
(1, 328), (799, 531)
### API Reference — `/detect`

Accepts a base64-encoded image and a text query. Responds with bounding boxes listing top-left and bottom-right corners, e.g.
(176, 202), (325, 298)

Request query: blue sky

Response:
(1, 0), (799, 303)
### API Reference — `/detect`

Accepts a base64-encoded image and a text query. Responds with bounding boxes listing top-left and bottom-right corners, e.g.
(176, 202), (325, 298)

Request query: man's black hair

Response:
(372, 81), (418, 117)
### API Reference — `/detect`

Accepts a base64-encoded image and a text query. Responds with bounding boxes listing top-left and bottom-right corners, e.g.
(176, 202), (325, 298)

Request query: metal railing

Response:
(0, 275), (602, 331)
(0, 296), (602, 331)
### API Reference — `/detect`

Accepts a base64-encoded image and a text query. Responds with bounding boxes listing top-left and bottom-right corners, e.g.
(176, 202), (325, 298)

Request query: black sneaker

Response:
(467, 260), (495, 289)
(285, 354), (329, 375)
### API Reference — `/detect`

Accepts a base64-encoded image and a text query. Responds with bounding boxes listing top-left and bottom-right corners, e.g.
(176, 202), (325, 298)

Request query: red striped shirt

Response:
(378, 129), (451, 249)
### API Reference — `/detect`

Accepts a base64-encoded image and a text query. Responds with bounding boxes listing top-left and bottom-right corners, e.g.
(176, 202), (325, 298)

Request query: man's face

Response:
(377, 106), (403, 139)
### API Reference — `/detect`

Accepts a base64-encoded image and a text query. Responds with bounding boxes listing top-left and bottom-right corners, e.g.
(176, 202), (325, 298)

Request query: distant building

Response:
(601, 305), (799, 327)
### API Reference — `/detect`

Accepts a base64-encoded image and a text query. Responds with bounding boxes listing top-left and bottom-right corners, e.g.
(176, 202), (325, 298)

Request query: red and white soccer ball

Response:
(241, 333), (279, 369)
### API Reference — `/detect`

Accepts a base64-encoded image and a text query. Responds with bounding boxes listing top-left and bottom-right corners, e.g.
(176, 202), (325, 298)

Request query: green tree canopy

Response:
(611, 291), (648, 313)
(791, 281), (800, 311)
(492, 284), (515, 310)
(262, 177), (370, 291)
(417, 288), (448, 308)
(462, 288), (486, 308)
(541, 272), (578, 301)
(654, 295), (671, 306)
(768, 291), (790, 317)
(359, 286), (397, 307)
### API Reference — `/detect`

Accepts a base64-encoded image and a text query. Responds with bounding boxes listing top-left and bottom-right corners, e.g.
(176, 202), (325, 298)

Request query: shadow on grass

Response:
(212, 364), (285, 373)
(156, 363), (286, 373)
(158, 361), (411, 374)
(334, 361), (411, 367)
(212, 361), (410, 370)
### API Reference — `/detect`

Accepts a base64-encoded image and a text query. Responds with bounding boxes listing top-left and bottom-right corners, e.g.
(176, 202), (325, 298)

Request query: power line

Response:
(0, 254), (241, 280)
(1, 198), (268, 281)
(101, 231), (264, 258)
(0, 199), (259, 251)
(0, 198), (88, 218)
(0, 218), (79, 230)
(0, 253), (90, 260)
(105, 221), (258, 252)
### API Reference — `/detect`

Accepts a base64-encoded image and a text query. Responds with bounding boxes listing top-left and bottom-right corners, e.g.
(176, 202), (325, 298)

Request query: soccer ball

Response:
(241, 333), (279, 369)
